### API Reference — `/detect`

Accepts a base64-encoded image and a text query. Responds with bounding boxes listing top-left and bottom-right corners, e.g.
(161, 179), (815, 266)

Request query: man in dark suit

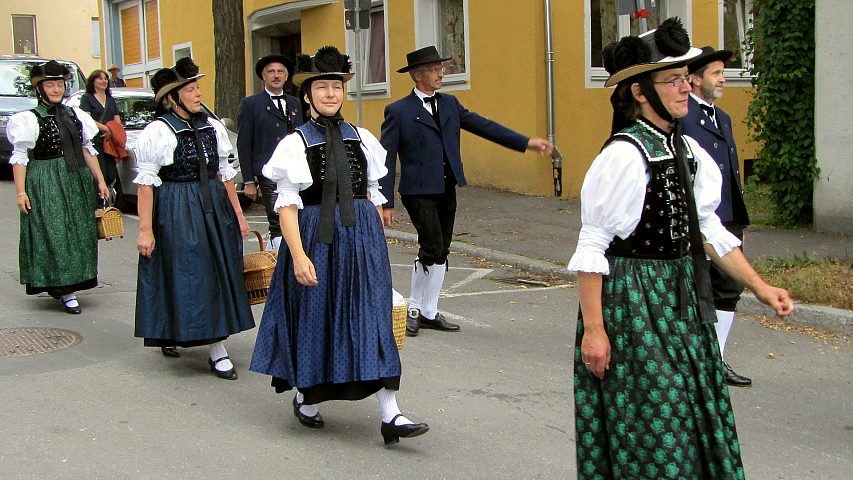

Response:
(380, 46), (553, 337)
(682, 47), (752, 387)
(237, 54), (303, 249)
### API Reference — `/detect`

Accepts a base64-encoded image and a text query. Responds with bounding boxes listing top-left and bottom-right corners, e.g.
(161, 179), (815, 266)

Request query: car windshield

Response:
(0, 61), (82, 97)
(114, 94), (157, 129)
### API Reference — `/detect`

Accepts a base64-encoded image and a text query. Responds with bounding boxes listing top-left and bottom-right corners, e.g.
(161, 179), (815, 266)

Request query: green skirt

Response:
(19, 157), (98, 296)
(574, 256), (744, 479)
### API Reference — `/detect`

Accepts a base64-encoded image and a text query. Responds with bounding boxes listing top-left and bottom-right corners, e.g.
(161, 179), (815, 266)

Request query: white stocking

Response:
(714, 310), (735, 360)
(208, 341), (233, 371)
(376, 388), (411, 425)
(419, 263), (446, 320)
(409, 259), (428, 315)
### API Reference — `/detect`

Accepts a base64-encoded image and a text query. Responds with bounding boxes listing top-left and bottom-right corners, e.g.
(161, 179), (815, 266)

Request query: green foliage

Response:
(744, 0), (817, 227)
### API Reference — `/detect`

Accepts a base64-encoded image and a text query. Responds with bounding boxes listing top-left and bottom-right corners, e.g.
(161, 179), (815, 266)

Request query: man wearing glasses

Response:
(379, 46), (552, 338)
(682, 47), (752, 387)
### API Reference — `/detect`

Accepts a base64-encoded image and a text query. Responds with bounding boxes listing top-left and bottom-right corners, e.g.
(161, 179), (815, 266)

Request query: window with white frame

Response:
(415, 0), (469, 84)
(92, 18), (101, 57)
(586, 1), (690, 85)
(173, 42), (192, 62)
(12, 15), (38, 55)
(720, 0), (757, 74)
(346, 0), (388, 92)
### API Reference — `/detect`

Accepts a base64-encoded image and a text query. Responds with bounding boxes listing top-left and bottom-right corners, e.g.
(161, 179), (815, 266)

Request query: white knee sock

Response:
(60, 293), (78, 308)
(419, 263), (446, 320)
(714, 310), (735, 360)
(268, 236), (282, 251)
(296, 390), (319, 416)
(376, 388), (411, 425)
(409, 259), (428, 314)
(208, 341), (234, 371)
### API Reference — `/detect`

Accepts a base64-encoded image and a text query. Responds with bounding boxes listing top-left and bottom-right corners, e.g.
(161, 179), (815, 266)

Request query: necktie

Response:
(271, 95), (285, 117)
(700, 104), (717, 127)
(314, 115), (356, 244)
(424, 95), (440, 128)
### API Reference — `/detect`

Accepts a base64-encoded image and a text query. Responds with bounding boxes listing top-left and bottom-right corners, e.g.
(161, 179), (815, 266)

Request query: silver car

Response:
(65, 87), (249, 211)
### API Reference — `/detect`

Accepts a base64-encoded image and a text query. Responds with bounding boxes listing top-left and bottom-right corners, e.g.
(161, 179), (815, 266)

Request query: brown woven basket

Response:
(95, 206), (124, 240)
(243, 230), (277, 305)
(391, 302), (406, 350)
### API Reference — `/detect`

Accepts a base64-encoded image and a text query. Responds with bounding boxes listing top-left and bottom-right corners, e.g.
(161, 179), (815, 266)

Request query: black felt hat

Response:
(602, 17), (702, 87)
(687, 46), (733, 73)
(397, 46), (451, 73)
(30, 60), (71, 87)
(254, 54), (295, 79)
(292, 46), (354, 87)
(152, 57), (205, 102)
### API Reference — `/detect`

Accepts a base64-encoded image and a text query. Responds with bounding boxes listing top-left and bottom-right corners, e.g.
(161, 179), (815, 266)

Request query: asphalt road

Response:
(0, 181), (850, 479)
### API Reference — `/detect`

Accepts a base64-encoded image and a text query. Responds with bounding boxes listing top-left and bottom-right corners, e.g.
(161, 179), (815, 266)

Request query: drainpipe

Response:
(544, 0), (562, 197)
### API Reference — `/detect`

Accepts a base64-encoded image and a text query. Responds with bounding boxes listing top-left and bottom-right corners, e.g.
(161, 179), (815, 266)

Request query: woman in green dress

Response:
(7, 60), (109, 314)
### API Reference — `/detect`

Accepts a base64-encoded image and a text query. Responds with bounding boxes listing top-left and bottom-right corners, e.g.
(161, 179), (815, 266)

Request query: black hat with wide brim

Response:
(152, 57), (205, 102)
(30, 60), (71, 87)
(397, 46), (451, 73)
(292, 46), (354, 87)
(687, 46), (733, 73)
(254, 54), (295, 79)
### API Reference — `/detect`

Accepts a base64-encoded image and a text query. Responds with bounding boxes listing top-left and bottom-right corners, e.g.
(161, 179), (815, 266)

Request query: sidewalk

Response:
(384, 185), (853, 333)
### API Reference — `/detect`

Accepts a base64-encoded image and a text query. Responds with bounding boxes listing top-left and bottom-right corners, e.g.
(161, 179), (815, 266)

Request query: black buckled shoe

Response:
(59, 297), (81, 314)
(292, 396), (324, 428)
(208, 356), (238, 380)
(418, 312), (460, 332)
(381, 414), (429, 445)
(723, 362), (752, 387)
(160, 346), (180, 358)
(406, 310), (420, 337)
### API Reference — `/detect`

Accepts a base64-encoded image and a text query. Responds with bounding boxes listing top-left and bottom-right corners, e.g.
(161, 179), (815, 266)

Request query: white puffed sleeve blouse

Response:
(133, 116), (237, 186)
(262, 125), (389, 212)
(567, 135), (741, 275)
(5, 107), (99, 165)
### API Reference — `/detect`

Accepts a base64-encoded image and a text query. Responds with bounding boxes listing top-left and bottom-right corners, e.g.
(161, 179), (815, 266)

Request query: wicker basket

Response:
(95, 206), (124, 240)
(391, 302), (406, 350)
(243, 230), (277, 305)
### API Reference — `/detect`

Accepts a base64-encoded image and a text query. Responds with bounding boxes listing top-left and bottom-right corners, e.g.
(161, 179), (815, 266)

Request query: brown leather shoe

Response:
(418, 312), (460, 332)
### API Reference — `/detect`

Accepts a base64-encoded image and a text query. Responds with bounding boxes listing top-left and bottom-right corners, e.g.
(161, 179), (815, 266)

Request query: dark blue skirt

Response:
(135, 179), (255, 346)
(250, 199), (401, 404)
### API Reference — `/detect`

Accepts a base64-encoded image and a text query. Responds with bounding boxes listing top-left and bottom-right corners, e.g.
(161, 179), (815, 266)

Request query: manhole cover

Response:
(0, 327), (82, 358)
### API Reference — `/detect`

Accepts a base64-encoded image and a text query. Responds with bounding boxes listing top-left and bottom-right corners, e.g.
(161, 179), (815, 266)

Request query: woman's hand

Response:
(16, 192), (30, 214)
(97, 122), (111, 138)
(581, 328), (611, 380)
(292, 254), (318, 287)
(137, 229), (155, 257)
(97, 181), (110, 201)
(237, 212), (250, 239)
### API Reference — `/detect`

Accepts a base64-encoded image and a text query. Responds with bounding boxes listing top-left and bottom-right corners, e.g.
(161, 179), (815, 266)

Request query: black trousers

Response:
(256, 174), (281, 239)
(711, 223), (745, 311)
(400, 186), (457, 266)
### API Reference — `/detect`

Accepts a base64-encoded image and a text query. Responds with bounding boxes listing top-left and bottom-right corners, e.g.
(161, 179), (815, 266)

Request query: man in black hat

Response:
(379, 45), (553, 338)
(682, 47), (752, 387)
(237, 54), (303, 250)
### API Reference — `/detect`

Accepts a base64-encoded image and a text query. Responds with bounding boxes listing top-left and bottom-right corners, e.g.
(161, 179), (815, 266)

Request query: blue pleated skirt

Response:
(250, 199), (401, 404)
(135, 179), (255, 346)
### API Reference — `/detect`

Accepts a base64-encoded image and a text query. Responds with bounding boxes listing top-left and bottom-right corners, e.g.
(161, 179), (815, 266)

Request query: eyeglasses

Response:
(654, 74), (694, 88)
(425, 65), (446, 74)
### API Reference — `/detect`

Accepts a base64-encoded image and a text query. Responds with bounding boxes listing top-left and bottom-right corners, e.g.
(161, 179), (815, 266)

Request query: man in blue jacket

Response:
(380, 46), (553, 337)
(237, 54), (303, 250)
(682, 47), (752, 387)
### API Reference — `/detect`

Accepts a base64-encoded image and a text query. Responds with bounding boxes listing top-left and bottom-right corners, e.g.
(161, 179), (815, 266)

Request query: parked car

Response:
(0, 55), (87, 168)
(65, 87), (250, 211)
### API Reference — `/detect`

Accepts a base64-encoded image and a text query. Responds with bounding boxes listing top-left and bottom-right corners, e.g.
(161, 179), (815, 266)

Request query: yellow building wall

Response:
(0, 0), (102, 76)
(156, 0), (217, 106)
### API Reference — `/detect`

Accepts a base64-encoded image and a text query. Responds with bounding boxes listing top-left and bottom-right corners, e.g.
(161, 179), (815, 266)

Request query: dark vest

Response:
(295, 120), (368, 205)
(156, 112), (218, 182)
(606, 119), (696, 259)
(29, 105), (84, 160)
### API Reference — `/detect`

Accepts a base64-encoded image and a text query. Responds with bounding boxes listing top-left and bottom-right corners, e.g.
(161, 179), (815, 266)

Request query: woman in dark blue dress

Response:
(133, 58), (254, 380)
(250, 47), (428, 445)
(79, 69), (120, 190)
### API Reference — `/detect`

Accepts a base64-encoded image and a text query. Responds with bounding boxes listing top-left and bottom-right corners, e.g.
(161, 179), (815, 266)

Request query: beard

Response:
(701, 81), (723, 102)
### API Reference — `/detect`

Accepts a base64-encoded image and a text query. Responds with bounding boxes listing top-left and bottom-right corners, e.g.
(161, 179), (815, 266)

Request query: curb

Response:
(385, 229), (853, 335)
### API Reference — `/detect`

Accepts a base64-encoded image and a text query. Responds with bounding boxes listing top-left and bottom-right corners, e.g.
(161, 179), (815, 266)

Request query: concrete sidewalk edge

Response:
(385, 229), (853, 335)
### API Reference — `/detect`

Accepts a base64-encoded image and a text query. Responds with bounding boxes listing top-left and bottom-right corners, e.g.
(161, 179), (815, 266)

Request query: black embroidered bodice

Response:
(606, 119), (696, 259)
(156, 112), (218, 182)
(29, 105), (84, 160)
(296, 120), (368, 205)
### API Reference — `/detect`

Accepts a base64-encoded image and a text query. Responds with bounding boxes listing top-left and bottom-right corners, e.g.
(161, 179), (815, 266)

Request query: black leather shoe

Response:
(60, 297), (81, 314)
(418, 312), (460, 332)
(723, 362), (752, 387)
(160, 346), (180, 358)
(406, 310), (420, 337)
(208, 356), (238, 380)
(381, 414), (429, 445)
(292, 396), (324, 428)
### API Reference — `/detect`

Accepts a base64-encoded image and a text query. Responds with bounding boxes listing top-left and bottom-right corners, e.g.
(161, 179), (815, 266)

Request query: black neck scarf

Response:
(179, 108), (213, 214)
(314, 114), (356, 244)
(672, 119), (717, 324)
(45, 100), (85, 172)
